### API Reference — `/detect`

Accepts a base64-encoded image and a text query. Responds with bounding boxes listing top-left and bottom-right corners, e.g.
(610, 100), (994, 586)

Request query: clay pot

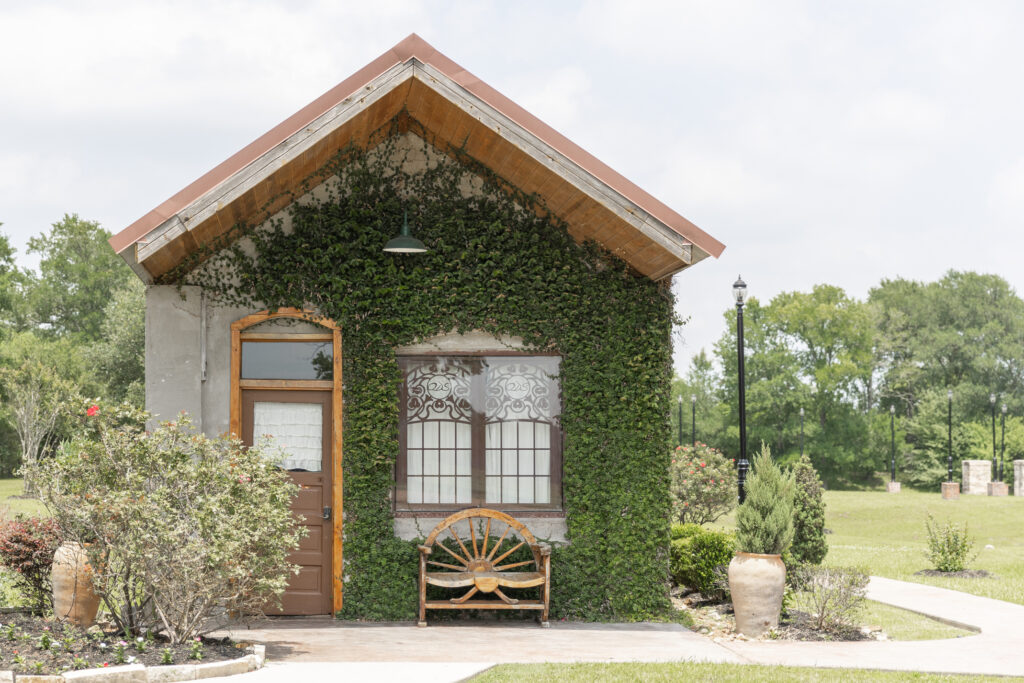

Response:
(51, 542), (101, 627)
(728, 551), (786, 637)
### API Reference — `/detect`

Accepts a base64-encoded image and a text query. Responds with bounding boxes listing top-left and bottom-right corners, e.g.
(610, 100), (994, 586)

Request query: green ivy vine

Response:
(182, 126), (677, 621)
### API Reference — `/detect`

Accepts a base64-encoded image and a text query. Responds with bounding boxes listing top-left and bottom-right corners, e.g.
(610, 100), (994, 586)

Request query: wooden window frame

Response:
(395, 353), (563, 514)
(229, 308), (344, 612)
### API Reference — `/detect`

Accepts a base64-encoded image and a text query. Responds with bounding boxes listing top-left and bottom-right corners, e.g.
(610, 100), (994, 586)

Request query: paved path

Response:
(206, 576), (1024, 681)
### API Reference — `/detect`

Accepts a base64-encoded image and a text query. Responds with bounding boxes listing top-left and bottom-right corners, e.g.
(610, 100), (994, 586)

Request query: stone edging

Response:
(0, 643), (265, 682)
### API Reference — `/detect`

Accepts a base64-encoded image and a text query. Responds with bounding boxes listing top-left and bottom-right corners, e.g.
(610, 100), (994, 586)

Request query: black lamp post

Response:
(734, 276), (749, 504)
(677, 395), (683, 447)
(990, 393), (997, 481)
(1000, 404), (1007, 482)
(799, 406), (805, 458)
(947, 389), (953, 484)
(691, 394), (697, 446)
(890, 404), (896, 483)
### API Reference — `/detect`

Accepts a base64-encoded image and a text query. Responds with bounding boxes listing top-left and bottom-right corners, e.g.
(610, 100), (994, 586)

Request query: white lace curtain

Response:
(253, 401), (323, 471)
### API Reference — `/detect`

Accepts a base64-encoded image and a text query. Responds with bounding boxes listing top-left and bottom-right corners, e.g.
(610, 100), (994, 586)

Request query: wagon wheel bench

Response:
(418, 507), (551, 627)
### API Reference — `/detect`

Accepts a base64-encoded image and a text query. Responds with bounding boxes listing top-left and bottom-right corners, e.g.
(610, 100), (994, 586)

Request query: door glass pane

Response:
(253, 401), (323, 471)
(242, 342), (333, 380)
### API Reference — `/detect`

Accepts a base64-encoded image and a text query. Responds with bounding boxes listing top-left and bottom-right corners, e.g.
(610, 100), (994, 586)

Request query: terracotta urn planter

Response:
(728, 551), (786, 637)
(51, 542), (101, 627)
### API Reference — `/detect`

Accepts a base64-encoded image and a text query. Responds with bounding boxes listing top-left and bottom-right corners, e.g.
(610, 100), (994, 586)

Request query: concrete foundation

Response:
(961, 460), (991, 495)
(987, 481), (1008, 497)
(1015, 461), (1023, 497)
(941, 481), (960, 500)
(886, 481), (901, 493)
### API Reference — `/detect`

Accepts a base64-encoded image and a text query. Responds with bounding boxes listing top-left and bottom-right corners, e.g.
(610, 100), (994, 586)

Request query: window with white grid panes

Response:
(397, 355), (560, 510)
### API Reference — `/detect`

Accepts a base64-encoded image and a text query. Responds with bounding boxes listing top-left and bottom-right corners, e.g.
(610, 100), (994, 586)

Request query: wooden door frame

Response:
(229, 308), (343, 613)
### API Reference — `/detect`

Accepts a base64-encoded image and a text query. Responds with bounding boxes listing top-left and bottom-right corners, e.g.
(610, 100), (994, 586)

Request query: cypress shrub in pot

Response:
(729, 445), (795, 637)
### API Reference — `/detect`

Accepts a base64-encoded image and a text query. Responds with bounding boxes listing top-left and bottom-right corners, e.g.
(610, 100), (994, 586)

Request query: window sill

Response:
(394, 508), (565, 518)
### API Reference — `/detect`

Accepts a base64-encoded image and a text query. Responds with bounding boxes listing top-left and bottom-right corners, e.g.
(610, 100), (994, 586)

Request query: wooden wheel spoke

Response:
(469, 519), (480, 559)
(448, 527), (474, 564)
(492, 540), (525, 566)
(450, 586), (479, 604)
(480, 518), (492, 558)
(492, 559), (534, 571)
(437, 540), (470, 566)
(427, 560), (465, 571)
(492, 587), (518, 605)
(486, 526), (511, 562)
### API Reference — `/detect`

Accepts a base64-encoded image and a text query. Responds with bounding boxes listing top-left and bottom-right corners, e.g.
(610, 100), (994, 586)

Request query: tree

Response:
(26, 214), (134, 341)
(92, 280), (146, 405)
(0, 332), (88, 490)
(0, 228), (30, 332)
(790, 455), (827, 565)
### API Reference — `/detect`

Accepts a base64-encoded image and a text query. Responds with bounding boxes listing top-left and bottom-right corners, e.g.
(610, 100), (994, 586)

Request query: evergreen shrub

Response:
(669, 527), (735, 597)
(735, 444), (795, 556)
(924, 514), (977, 572)
(790, 455), (827, 564)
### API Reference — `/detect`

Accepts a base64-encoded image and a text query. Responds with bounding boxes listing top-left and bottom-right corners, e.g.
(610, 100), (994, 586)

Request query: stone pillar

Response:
(941, 481), (960, 500)
(988, 481), (1008, 496)
(886, 481), (901, 493)
(1015, 460), (1023, 497)
(961, 460), (991, 495)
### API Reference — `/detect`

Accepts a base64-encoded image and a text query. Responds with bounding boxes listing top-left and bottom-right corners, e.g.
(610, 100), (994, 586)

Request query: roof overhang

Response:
(111, 34), (724, 283)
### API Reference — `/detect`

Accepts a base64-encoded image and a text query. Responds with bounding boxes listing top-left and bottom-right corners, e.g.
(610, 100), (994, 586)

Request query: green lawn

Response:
(821, 490), (1024, 605)
(471, 663), (1014, 682)
(0, 478), (47, 519)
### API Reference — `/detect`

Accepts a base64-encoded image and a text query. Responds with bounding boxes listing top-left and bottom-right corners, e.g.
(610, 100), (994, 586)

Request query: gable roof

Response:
(110, 33), (725, 282)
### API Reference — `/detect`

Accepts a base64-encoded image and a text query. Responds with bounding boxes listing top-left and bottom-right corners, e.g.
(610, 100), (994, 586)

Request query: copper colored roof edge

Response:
(110, 32), (725, 261)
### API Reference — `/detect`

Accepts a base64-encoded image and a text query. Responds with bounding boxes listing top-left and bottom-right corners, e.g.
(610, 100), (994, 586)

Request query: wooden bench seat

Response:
(417, 508), (551, 626)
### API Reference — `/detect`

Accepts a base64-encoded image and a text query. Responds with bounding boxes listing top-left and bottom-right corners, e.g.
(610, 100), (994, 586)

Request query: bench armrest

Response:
(418, 544), (433, 555)
(532, 542), (551, 557)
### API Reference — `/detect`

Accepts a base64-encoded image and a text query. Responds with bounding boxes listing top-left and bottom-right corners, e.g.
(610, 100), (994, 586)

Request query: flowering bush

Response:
(30, 402), (304, 644)
(0, 516), (61, 612)
(669, 443), (736, 525)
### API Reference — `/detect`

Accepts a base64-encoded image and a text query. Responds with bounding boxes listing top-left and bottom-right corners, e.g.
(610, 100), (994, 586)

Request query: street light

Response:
(890, 404), (896, 483)
(1000, 404), (1007, 482)
(799, 407), (805, 458)
(677, 395), (683, 447)
(691, 394), (697, 447)
(733, 276), (749, 504)
(990, 393), (997, 481)
(947, 389), (953, 484)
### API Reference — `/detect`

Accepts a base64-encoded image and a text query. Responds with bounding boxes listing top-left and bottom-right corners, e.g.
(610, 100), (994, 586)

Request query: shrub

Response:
(669, 443), (736, 525)
(0, 516), (61, 612)
(790, 455), (827, 565)
(735, 444), (795, 555)
(670, 527), (735, 598)
(670, 523), (703, 541)
(924, 514), (977, 572)
(793, 565), (868, 632)
(31, 401), (304, 644)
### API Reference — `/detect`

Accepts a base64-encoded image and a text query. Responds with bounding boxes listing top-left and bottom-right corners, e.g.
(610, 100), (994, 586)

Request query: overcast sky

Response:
(2, 1), (1023, 374)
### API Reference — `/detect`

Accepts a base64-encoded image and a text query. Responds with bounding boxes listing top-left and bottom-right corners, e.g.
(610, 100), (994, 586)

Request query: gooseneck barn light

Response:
(383, 211), (428, 254)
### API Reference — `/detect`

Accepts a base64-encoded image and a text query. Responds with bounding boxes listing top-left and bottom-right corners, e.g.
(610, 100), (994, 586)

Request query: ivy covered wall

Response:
(182, 131), (677, 621)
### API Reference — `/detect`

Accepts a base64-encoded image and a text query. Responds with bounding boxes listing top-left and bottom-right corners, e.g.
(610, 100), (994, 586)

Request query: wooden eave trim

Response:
(228, 307), (344, 612)
(406, 64), (696, 264)
(135, 62), (417, 265)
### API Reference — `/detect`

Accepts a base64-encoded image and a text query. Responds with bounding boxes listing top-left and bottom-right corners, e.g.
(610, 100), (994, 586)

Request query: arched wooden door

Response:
(230, 309), (343, 615)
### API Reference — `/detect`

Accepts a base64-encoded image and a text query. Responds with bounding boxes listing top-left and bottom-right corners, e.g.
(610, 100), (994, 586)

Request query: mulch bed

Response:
(0, 612), (245, 676)
(914, 569), (994, 579)
(673, 590), (882, 643)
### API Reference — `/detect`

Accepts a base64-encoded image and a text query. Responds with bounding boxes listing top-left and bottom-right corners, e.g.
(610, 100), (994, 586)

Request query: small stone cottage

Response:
(109, 34), (725, 619)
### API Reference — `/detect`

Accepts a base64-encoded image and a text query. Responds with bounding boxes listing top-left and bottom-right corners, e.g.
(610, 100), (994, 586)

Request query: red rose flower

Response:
(86, 404), (100, 417)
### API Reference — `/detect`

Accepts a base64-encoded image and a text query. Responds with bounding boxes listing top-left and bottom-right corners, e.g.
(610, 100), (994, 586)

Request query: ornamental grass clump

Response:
(30, 400), (304, 644)
(670, 443), (736, 525)
(735, 445), (795, 556)
(790, 455), (827, 565)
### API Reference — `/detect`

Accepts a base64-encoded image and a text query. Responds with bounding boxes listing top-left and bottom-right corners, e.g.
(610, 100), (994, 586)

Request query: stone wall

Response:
(961, 460), (992, 495)
(1015, 460), (1023, 497)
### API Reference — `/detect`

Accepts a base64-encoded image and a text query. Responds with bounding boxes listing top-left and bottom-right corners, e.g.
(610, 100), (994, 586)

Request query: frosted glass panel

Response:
(519, 478), (535, 504)
(439, 477), (455, 503)
(253, 401), (322, 471)
(502, 477), (517, 503)
(440, 450), (455, 475)
(535, 477), (550, 504)
(457, 476), (471, 503)
(407, 477), (422, 503)
(486, 476), (500, 502)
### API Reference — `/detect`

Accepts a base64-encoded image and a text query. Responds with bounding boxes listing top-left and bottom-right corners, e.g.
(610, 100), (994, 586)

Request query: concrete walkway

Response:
(206, 576), (1024, 681)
